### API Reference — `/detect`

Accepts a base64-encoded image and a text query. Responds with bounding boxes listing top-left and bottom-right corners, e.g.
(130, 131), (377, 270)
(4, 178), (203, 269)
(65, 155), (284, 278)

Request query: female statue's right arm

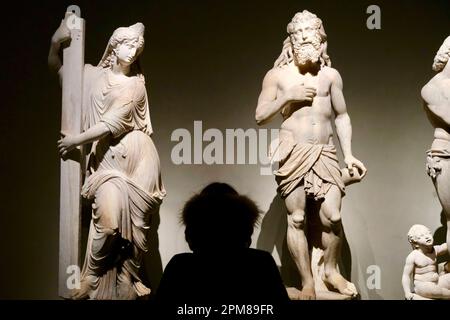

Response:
(58, 122), (111, 158)
(48, 18), (72, 77)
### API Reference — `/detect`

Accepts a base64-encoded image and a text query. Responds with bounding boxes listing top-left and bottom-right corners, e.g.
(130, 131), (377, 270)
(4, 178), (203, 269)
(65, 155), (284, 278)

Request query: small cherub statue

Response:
(402, 224), (450, 300)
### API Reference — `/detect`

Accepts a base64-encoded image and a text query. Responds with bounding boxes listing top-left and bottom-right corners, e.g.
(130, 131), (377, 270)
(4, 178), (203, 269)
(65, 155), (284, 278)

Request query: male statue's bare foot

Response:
(286, 284), (316, 300)
(323, 271), (357, 297)
(298, 284), (316, 300)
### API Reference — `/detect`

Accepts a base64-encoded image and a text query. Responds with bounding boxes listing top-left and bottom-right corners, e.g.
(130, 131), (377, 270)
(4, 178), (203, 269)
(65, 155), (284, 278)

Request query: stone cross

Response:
(58, 7), (85, 299)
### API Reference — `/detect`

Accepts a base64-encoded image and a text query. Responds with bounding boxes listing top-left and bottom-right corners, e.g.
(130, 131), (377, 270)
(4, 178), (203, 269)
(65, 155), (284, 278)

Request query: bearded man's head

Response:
(274, 10), (331, 68)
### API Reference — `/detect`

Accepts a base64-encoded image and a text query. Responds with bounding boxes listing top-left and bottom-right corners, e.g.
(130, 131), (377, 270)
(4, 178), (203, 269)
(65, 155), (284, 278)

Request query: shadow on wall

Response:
(256, 192), (383, 299)
(142, 207), (164, 292)
(255, 194), (286, 254)
(349, 211), (383, 300)
(434, 210), (449, 264)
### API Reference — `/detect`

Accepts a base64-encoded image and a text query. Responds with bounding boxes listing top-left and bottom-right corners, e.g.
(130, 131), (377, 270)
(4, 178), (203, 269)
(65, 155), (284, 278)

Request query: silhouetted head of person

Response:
(181, 183), (260, 253)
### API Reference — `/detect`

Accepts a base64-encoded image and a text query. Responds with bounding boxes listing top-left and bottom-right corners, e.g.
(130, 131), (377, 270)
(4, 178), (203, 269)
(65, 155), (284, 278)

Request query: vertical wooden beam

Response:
(59, 9), (85, 299)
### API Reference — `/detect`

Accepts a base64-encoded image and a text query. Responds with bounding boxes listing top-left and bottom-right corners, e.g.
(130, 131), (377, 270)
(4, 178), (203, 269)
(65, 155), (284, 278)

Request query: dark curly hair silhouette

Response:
(182, 182), (260, 252)
(154, 182), (289, 309)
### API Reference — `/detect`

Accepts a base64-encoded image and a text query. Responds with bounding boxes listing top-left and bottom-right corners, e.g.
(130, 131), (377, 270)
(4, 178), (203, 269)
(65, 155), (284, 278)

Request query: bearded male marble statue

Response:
(255, 10), (366, 300)
(422, 36), (450, 257)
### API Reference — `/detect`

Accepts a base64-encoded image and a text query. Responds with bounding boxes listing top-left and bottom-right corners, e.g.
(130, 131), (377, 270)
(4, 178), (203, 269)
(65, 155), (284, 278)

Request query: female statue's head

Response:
(99, 22), (145, 75)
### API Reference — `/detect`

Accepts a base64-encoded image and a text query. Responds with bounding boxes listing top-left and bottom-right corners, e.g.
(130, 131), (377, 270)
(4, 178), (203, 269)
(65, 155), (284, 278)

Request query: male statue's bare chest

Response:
(279, 69), (330, 98)
(279, 69), (332, 122)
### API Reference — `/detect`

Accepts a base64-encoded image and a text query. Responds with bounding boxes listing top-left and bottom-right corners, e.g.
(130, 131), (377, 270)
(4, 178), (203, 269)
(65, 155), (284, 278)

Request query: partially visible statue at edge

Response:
(422, 36), (450, 259)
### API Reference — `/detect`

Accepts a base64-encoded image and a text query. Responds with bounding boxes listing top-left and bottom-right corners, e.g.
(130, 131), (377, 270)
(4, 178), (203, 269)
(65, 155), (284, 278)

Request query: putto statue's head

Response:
(407, 224), (434, 249)
(99, 22), (145, 74)
(433, 36), (450, 72)
(274, 10), (331, 68)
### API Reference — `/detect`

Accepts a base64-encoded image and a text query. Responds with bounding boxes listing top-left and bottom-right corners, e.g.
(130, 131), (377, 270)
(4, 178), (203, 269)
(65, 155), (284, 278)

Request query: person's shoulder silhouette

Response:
(155, 183), (289, 304)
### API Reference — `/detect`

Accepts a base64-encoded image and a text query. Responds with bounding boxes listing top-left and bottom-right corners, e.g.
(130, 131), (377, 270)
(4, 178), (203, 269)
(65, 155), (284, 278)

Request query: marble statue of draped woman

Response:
(54, 22), (166, 299)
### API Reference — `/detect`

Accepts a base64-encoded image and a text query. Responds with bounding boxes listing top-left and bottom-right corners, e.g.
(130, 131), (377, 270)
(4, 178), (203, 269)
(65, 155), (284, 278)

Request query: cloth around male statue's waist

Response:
(271, 139), (338, 164)
(428, 139), (450, 157)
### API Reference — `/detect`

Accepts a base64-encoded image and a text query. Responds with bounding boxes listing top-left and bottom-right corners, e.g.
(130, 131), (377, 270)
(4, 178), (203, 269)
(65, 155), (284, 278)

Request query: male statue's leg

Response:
(438, 273), (450, 291)
(415, 280), (450, 300)
(285, 185), (315, 300)
(319, 185), (357, 297)
(434, 158), (450, 253)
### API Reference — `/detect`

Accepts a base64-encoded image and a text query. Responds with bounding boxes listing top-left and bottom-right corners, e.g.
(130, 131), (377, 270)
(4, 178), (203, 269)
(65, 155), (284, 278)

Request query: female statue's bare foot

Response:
(71, 275), (97, 300)
(323, 271), (357, 297)
(133, 281), (151, 297)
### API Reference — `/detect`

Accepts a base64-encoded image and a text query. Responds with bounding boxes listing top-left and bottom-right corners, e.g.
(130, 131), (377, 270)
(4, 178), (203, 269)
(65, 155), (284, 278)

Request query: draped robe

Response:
(79, 64), (166, 299)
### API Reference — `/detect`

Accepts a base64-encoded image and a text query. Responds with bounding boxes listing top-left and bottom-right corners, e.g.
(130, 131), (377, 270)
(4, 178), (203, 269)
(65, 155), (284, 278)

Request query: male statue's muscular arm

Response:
(330, 69), (367, 177)
(255, 69), (316, 125)
(421, 80), (450, 127)
(434, 243), (449, 256)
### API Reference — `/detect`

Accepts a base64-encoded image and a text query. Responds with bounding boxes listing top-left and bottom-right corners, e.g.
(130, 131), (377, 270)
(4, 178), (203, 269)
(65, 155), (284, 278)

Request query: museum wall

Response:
(0, 0), (449, 299)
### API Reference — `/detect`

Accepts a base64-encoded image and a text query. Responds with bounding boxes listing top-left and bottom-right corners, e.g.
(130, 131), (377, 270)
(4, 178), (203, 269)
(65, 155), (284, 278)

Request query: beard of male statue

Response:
(255, 10), (367, 300)
(291, 30), (322, 68)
